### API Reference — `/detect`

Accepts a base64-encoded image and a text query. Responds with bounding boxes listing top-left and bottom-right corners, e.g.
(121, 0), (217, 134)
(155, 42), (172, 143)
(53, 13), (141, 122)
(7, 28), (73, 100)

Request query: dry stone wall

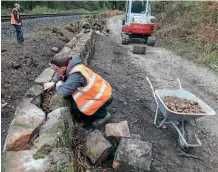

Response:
(2, 17), (95, 172)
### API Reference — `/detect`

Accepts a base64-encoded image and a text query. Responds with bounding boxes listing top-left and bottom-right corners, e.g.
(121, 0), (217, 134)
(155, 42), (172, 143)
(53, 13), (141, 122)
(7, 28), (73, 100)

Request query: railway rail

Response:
(1, 12), (97, 22)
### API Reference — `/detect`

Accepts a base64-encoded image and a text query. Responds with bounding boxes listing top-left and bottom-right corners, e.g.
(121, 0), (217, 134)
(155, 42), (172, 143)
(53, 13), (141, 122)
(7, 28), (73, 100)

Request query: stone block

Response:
(49, 92), (71, 111)
(86, 129), (112, 164)
(24, 85), (44, 98)
(105, 121), (131, 148)
(4, 102), (45, 151)
(24, 85), (44, 107)
(34, 107), (74, 149)
(113, 138), (152, 172)
(34, 67), (55, 84)
(133, 46), (146, 54)
(66, 37), (77, 48)
(51, 47), (59, 53)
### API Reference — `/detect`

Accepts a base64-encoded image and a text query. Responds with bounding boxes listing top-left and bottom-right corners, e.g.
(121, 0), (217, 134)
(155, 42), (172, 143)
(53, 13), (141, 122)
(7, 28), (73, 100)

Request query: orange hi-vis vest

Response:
(69, 64), (112, 116)
(11, 8), (19, 25)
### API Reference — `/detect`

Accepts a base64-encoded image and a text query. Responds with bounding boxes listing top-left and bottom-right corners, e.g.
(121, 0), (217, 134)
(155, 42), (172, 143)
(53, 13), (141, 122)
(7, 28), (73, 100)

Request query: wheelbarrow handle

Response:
(177, 78), (182, 90)
(146, 77), (158, 105)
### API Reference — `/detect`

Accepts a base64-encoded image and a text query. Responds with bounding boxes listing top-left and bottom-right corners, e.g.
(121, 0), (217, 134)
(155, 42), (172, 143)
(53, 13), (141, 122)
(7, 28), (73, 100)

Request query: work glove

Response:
(44, 81), (55, 91)
(56, 81), (64, 87)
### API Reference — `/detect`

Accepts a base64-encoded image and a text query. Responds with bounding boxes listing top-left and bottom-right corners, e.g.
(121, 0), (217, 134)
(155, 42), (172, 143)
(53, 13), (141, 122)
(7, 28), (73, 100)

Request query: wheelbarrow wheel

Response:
(178, 121), (195, 153)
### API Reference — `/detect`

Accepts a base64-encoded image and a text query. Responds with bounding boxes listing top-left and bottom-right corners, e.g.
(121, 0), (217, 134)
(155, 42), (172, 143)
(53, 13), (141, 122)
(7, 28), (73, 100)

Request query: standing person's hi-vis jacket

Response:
(11, 8), (20, 25)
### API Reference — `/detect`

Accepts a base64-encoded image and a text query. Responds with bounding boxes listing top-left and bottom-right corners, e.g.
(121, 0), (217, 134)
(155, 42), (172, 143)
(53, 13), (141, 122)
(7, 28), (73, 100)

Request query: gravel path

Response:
(1, 15), (83, 41)
(89, 16), (218, 171)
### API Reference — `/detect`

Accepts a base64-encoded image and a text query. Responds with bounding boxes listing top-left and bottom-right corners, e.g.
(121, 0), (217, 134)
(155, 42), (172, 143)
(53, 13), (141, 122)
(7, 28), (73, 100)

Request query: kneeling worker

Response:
(44, 57), (113, 128)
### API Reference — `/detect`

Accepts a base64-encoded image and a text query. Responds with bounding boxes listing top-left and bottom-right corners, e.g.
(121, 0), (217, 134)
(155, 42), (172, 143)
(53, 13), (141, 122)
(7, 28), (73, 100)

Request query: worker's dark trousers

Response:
(71, 96), (113, 122)
(13, 25), (24, 43)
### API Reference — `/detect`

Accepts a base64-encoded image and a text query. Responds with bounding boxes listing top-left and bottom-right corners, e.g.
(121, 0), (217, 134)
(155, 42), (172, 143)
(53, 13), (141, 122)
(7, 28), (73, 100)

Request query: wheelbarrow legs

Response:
(154, 107), (167, 128)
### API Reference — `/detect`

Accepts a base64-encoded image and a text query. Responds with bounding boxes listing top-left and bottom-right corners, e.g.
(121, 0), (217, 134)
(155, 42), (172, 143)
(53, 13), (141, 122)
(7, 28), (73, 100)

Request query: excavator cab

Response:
(121, 0), (156, 45)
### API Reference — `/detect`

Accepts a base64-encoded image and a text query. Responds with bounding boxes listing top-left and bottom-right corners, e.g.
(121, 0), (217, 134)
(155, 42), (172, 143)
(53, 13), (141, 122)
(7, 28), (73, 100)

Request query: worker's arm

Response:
(44, 73), (64, 90)
(52, 73), (63, 82)
(13, 10), (20, 23)
(56, 73), (86, 97)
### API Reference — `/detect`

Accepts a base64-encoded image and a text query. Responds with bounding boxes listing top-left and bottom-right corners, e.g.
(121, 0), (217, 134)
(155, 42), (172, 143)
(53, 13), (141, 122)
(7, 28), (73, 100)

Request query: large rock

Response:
(34, 67), (55, 84)
(24, 85), (44, 107)
(4, 102), (45, 151)
(105, 121), (131, 148)
(33, 107), (74, 149)
(113, 138), (152, 172)
(86, 129), (112, 164)
(1, 149), (50, 172)
(2, 148), (74, 172)
(49, 92), (71, 111)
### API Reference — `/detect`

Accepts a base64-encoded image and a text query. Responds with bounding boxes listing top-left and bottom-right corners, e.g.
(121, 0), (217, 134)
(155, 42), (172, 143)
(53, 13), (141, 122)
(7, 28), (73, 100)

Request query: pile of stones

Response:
(85, 120), (153, 172)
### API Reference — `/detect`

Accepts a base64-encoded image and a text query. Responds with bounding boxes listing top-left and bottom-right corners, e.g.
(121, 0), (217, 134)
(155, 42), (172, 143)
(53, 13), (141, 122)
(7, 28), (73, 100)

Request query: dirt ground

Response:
(1, 31), (66, 149)
(88, 16), (218, 171)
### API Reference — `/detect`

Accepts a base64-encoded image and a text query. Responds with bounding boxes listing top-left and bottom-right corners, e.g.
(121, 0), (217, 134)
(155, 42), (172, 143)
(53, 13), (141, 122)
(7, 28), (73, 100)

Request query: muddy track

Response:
(89, 16), (218, 171)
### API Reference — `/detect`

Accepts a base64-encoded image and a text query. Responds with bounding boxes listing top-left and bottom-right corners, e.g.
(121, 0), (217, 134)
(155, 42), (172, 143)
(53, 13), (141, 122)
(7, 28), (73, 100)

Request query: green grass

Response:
(157, 37), (218, 72)
(1, 6), (105, 15)
(153, 2), (218, 73)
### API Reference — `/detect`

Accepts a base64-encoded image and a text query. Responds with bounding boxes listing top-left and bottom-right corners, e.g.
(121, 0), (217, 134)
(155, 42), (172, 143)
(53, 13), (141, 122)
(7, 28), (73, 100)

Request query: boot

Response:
(92, 112), (111, 128)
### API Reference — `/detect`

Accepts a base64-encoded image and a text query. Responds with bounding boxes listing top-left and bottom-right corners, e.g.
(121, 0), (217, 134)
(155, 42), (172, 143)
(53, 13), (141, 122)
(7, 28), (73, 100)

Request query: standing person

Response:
(11, 4), (24, 43)
(44, 57), (113, 128)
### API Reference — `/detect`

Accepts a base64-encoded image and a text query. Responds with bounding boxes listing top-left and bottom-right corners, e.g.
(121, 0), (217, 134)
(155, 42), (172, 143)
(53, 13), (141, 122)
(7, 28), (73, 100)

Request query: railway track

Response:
(1, 12), (97, 22)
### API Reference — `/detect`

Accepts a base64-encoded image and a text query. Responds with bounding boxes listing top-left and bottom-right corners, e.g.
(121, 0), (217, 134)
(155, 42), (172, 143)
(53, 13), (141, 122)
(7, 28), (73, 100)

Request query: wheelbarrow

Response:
(146, 77), (216, 151)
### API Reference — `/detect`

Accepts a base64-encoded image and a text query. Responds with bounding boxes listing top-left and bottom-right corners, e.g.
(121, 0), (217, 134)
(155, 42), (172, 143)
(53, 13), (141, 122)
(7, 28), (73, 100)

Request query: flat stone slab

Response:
(86, 129), (112, 164)
(4, 102), (45, 151)
(113, 138), (152, 172)
(34, 107), (74, 149)
(34, 67), (55, 84)
(105, 121), (131, 138)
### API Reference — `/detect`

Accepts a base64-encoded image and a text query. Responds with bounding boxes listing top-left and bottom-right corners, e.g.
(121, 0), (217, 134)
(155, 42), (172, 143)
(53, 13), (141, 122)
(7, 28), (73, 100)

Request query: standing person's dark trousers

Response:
(13, 25), (24, 43)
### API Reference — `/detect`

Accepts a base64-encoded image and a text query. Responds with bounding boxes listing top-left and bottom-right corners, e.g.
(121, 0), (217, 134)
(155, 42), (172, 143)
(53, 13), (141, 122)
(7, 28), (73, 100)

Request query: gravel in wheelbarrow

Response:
(163, 96), (206, 114)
